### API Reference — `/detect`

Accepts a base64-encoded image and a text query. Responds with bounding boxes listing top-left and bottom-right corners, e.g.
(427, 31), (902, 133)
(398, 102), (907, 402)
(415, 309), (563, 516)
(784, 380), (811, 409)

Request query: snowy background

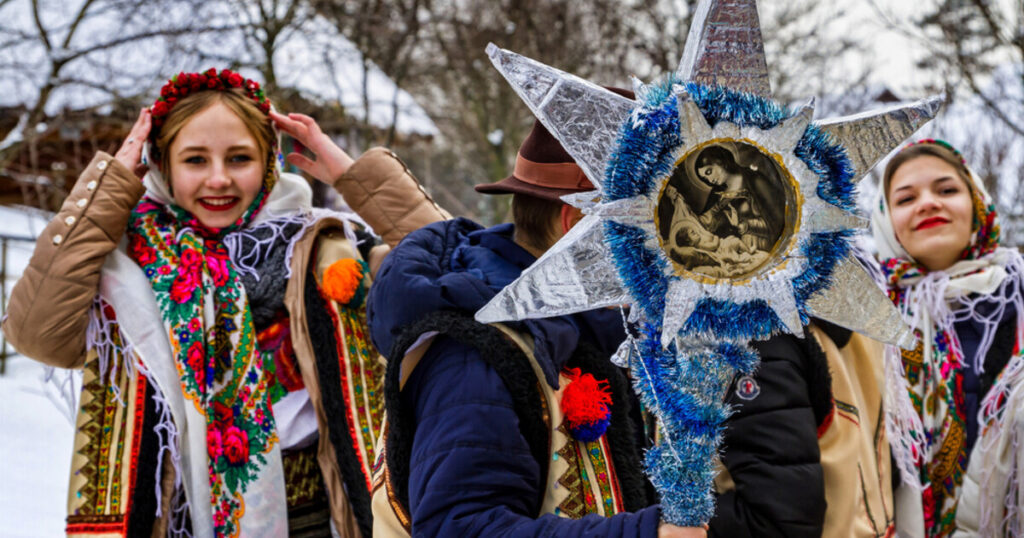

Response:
(0, 0), (1021, 535)
(0, 206), (78, 538)
(0, 355), (77, 537)
(0, 0), (438, 152)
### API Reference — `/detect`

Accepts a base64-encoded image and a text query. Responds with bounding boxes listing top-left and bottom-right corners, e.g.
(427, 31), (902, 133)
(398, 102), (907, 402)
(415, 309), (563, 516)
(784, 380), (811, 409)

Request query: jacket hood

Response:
(367, 217), (624, 387)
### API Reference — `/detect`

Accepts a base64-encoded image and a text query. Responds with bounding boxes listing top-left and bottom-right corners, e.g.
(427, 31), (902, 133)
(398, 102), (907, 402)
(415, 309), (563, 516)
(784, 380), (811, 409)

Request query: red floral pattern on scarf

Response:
(126, 158), (281, 537)
(878, 189), (999, 537)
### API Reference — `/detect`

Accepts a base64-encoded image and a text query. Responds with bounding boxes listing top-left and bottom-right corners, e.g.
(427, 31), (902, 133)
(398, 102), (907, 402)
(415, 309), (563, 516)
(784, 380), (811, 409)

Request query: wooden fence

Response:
(0, 232), (36, 375)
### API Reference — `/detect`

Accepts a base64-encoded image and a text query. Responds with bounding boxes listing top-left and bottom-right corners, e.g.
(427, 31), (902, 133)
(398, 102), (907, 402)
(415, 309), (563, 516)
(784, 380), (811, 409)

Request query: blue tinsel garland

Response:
(630, 323), (758, 524)
(602, 77), (857, 526)
(604, 78), (856, 340)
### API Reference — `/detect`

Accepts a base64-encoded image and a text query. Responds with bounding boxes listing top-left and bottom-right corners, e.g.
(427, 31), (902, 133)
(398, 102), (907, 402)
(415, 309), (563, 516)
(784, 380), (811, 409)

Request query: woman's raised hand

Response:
(270, 111), (354, 184)
(114, 108), (152, 178)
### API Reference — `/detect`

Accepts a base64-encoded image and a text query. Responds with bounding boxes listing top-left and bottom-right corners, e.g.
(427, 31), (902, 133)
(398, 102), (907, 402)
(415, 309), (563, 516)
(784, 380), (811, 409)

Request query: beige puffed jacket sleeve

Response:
(333, 147), (450, 248)
(3, 153), (143, 368)
(2, 147), (449, 369)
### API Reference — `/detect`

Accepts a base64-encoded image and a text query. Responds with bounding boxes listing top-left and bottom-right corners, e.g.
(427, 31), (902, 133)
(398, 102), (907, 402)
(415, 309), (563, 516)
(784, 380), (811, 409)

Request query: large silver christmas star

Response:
(476, 0), (939, 349)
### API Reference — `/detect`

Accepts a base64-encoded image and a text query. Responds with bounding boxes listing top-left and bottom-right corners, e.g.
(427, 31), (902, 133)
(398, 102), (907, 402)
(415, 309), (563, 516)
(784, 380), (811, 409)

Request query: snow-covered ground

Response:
(0, 356), (77, 537)
(0, 205), (77, 537)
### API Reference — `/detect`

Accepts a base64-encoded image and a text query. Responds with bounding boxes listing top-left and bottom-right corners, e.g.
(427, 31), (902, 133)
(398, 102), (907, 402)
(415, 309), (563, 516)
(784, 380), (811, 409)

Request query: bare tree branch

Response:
(30, 0), (51, 52)
(62, 25), (237, 64)
(60, 0), (97, 51)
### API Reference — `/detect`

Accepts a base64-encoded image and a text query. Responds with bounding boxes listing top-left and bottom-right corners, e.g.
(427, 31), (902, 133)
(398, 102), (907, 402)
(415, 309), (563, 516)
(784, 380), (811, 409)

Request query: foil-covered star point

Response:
(476, 0), (940, 525)
(477, 42), (935, 348)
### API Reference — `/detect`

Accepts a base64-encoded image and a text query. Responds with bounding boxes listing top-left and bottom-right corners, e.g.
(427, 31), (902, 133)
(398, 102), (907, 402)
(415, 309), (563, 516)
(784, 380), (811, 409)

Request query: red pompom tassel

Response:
(561, 368), (612, 441)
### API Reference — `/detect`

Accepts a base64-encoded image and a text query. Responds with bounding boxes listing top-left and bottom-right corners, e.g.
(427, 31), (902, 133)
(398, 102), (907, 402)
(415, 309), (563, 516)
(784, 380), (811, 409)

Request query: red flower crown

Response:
(150, 68), (271, 131)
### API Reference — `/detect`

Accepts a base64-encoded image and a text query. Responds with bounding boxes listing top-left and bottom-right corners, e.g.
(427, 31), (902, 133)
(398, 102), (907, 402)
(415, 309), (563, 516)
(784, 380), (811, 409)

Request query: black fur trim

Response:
(384, 312), (550, 516)
(236, 221), (305, 332)
(127, 379), (161, 535)
(801, 333), (835, 429)
(565, 342), (654, 511)
(353, 227), (379, 262)
(304, 269), (373, 538)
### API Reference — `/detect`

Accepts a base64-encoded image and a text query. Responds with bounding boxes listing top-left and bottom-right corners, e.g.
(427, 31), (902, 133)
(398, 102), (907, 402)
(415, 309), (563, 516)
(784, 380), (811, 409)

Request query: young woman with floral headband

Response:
(3, 68), (448, 537)
(871, 139), (1023, 537)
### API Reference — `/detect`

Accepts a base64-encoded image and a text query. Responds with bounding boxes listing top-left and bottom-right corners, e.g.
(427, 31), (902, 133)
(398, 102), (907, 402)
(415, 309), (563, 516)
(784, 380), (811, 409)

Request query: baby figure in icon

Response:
(659, 141), (784, 278)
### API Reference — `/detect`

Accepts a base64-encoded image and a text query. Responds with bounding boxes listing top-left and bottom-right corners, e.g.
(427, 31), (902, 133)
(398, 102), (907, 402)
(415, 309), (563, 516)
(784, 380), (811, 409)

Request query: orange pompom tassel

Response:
(322, 258), (366, 305)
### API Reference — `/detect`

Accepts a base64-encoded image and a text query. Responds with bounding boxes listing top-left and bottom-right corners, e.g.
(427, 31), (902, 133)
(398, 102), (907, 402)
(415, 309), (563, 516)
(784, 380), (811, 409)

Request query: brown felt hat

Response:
(476, 87), (634, 202)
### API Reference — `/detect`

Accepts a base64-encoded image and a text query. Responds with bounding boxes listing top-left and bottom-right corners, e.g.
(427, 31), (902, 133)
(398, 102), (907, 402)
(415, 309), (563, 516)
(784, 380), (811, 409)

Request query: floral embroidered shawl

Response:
(124, 143), (297, 537)
(871, 160), (1023, 536)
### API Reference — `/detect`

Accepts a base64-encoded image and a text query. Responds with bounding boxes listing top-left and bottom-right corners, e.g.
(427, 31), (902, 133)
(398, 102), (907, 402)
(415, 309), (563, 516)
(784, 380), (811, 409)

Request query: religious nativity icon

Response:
(657, 140), (792, 280)
(476, 0), (939, 526)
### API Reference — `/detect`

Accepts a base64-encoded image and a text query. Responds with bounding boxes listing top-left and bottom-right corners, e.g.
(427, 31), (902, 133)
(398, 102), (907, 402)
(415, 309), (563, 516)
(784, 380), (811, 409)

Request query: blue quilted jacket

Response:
(367, 218), (660, 537)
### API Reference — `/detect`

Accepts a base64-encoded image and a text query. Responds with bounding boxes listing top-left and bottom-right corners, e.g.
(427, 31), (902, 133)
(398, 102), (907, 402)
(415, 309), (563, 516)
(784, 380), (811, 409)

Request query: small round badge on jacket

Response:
(735, 375), (760, 400)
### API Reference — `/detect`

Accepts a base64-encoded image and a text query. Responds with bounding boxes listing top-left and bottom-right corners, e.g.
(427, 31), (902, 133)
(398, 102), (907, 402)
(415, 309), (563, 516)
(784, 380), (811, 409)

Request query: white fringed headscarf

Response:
(870, 142), (1023, 536)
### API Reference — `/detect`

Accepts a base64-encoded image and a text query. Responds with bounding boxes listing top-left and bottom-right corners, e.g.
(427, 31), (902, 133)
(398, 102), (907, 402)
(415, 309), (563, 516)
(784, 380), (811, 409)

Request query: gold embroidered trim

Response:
(283, 445), (326, 507)
(554, 423), (587, 519)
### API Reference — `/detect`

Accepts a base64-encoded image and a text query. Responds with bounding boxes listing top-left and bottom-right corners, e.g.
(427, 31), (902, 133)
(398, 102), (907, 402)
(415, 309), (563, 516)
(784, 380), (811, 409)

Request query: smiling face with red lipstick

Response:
(166, 102), (267, 228)
(887, 155), (975, 271)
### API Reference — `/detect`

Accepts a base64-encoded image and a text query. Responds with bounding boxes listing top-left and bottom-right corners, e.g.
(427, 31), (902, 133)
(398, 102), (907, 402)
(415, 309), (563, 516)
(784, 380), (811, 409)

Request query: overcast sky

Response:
(799, 0), (1018, 97)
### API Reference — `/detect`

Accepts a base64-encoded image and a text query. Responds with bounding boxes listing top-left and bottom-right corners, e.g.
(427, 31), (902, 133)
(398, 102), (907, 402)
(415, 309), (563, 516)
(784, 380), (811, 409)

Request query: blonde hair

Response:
(153, 88), (275, 180)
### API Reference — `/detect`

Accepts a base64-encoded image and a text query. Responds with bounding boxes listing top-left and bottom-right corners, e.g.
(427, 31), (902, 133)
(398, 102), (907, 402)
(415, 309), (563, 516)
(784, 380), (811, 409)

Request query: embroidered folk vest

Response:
(66, 306), (170, 538)
(64, 230), (389, 538)
(370, 313), (648, 536)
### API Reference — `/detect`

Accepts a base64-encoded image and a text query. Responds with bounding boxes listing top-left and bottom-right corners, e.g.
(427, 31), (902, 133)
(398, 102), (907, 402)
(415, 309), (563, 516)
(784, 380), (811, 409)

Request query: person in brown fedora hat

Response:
(479, 120), (594, 194)
(475, 118), (595, 256)
(476, 118), (595, 198)
(366, 114), (706, 537)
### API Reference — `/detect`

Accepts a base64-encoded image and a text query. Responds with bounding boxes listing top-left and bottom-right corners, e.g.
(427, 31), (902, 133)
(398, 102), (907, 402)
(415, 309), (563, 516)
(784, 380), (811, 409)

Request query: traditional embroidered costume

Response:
(3, 69), (448, 538)
(711, 318), (897, 537)
(366, 219), (657, 536)
(871, 140), (1024, 537)
(365, 116), (659, 536)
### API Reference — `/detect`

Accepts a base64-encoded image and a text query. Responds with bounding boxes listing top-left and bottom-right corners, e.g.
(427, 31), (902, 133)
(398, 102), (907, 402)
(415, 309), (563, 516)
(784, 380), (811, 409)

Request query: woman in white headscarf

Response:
(871, 139), (1023, 537)
(2, 68), (448, 538)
